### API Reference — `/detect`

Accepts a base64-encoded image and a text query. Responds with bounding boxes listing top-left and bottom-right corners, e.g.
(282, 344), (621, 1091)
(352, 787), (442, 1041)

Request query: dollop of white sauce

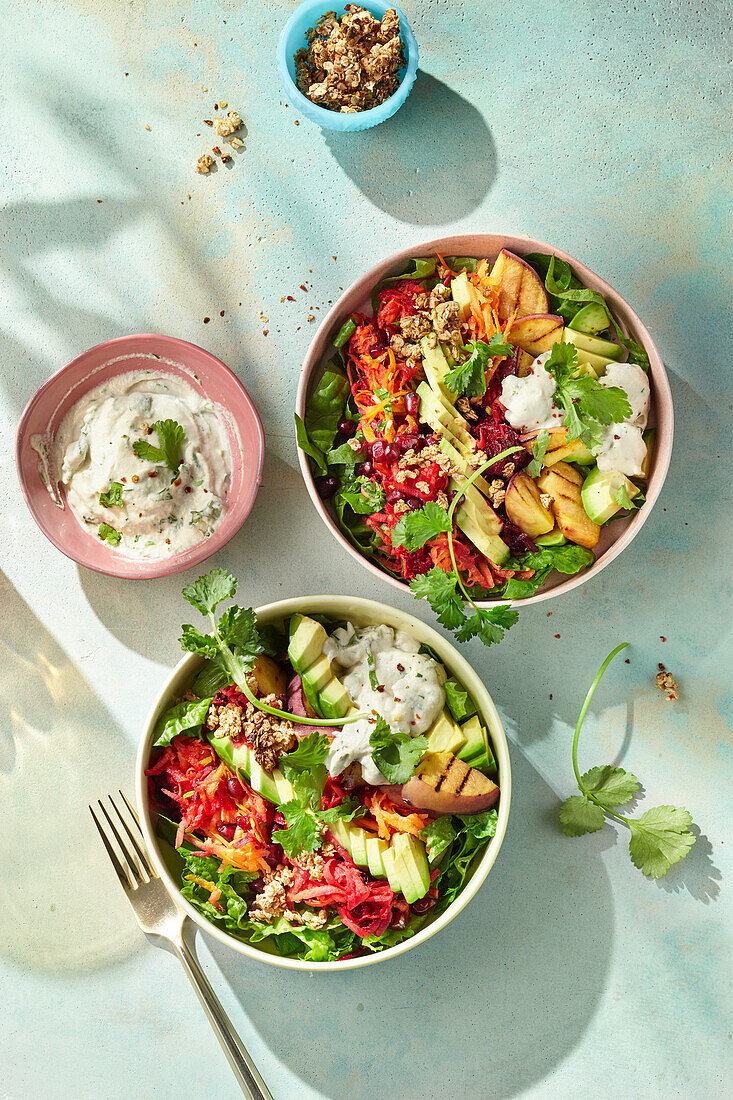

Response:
(323, 623), (446, 786)
(599, 361), (650, 428)
(595, 362), (650, 475)
(500, 351), (651, 478)
(500, 352), (564, 432)
(595, 422), (647, 476)
(53, 371), (232, 560)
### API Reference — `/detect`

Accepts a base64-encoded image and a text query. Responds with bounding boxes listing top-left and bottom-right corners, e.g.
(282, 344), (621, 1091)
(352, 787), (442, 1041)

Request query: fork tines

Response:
(89, 791), (158, 891)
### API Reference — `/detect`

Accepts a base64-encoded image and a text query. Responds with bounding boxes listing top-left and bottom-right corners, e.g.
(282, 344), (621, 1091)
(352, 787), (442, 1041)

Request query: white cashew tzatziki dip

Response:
(323, 623), (446, 785)
(52, 371), (232, 560)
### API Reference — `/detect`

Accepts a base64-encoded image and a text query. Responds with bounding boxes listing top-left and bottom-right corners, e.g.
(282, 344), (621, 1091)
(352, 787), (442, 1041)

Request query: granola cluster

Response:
(295, 6), (405, 114)
(249, 864), (328, 928)
(206, 694), (297, 771)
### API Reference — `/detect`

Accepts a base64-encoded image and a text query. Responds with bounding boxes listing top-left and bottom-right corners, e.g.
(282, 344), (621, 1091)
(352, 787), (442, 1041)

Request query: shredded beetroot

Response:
(474, 421), (530, 477)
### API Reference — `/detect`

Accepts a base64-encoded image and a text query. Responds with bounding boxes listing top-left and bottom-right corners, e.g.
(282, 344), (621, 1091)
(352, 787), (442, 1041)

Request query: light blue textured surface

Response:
(1, 2), (731, 1098)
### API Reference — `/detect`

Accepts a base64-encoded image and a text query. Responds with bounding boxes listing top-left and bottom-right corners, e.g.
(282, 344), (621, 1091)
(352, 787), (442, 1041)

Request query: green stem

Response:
(210, 616), (366, 728)
(571, 642), (630, 809)
(445, 445), (524, 609)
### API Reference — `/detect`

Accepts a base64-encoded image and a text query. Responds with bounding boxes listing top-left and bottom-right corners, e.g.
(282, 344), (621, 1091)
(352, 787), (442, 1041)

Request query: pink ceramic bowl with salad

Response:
(16, 334), (265, 579)
(295, 234), (672, 645)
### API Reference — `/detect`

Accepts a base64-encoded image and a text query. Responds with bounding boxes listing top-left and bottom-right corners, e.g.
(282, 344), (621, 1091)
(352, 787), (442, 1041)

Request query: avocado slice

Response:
(566, 301), (610, 335)
(382, 846), (403, 894)
(427, 710), (466, 755)
(208, 735), (293, 805)
(439, 437), (497, 498)
(366, 836), (389, 878)
(581, 466), (641, 525)
(535, 527), (567, 547)
(565, 326), (623, 361)
(421, 338), (457, 402)
(391, 833), (430, 903)
(455, 505), (511, 567)
(450, 271), (473, 321)
(317, 676), (351, 719)
(327, 818), (353, 855)
(563, 330), (615, 374)
(288, 614), (327, 672)
(349, 826), (369, 869)
(457, 715), (497, 776)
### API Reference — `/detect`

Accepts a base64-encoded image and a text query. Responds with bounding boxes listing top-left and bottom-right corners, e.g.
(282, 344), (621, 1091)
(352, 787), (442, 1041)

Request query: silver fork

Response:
(90, 791), (273, 1100)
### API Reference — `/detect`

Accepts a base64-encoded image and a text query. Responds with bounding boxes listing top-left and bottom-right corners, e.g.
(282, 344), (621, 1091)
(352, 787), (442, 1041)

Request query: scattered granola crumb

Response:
(656, 665), (680, 701)
(196, 153), (215, 173)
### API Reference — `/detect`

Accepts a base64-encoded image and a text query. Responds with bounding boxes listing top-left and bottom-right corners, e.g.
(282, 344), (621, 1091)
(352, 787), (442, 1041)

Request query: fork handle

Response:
(172, 932), (274, 1099)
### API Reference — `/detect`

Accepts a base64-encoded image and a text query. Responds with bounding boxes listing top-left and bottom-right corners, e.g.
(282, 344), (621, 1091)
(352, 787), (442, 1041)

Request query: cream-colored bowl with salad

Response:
(296, 234), (673, 649)
(136, 574), (510, 970)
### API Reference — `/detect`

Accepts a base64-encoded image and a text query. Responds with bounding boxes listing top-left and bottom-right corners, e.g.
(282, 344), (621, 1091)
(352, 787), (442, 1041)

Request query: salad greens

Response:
(559, 644), (696, 878)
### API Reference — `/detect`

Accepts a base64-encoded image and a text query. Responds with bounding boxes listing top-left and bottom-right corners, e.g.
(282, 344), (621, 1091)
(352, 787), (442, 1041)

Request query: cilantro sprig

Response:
(526, 429), (550, 478)
(369, 716), (428, 784)
(179, 568), (367, 728)
(443, 334), (514, 397)
(133, 419), (186, 476)
(542, 343), (631, 451)
(400, 447), (522, 647)
(273, 731), (366, 855)
(559, 643), (696, 878)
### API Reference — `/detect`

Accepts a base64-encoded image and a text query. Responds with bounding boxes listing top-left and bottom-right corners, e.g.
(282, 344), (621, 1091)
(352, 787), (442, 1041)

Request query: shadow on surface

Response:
(0, 572), (139, 973)
(208, 748), (614, 1100)
(325, 72), (496, 224)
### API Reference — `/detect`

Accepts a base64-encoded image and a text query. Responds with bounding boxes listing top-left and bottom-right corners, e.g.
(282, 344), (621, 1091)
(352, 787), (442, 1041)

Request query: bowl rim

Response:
(276, 0), (419, 131)
(135, 593), (511, 971)
(15, 332), (265, 580)
(295, 233), (674, 607)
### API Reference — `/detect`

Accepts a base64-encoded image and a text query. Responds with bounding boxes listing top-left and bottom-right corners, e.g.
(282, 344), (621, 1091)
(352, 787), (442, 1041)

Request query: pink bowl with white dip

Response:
(15, 334), (265, 579)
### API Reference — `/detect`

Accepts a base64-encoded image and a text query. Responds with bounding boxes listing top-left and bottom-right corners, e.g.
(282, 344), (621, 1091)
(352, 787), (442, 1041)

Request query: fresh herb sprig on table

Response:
(559, 643), (696, 878)
(542, 342), (630, 451)
(133, 418), (186, 477)
(443, 334), (515, 398)
(391, 446), (523, 647)
(179, 568), (366, 728)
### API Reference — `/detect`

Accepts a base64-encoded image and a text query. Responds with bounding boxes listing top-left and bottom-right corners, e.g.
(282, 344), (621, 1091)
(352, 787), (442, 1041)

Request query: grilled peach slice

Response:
(247, 655), (287, 699)
(401, 752), (500, 815)
(505, 472), (554, 537)
(536, 462), (600, 549)
(508, 314), (564, 356)
(490, 249), (549, 322)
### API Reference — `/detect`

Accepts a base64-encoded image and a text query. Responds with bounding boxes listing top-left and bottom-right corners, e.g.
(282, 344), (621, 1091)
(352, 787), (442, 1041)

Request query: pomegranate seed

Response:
(317, 475), (338, 499)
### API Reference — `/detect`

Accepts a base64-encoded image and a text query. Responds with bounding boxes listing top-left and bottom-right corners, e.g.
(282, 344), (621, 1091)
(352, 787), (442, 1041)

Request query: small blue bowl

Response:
(277, 1), (418, 132)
